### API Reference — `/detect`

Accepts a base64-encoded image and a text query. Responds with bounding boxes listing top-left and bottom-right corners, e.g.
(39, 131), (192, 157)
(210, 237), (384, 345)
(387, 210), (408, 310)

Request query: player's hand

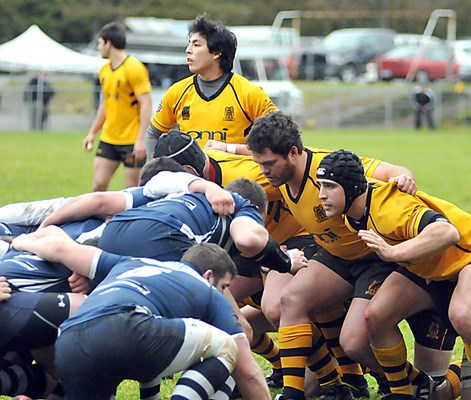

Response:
(358, 229), (397, 262)
(133, 140), (147, 161)
(389, 174), (416, 195)
(82, 134), (94, 152)
(0, 276), (12, 302)
(287, 249), (308, 274)
(68, 272), (92, 294)
(204, 185), (235, 215)
(204, 140), (228, 152)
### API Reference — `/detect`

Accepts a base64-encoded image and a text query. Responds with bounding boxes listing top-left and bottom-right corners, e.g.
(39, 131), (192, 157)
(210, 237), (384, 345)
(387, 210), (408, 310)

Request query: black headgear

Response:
(153, 131), (206, 177)
(316, 150), (367, 213)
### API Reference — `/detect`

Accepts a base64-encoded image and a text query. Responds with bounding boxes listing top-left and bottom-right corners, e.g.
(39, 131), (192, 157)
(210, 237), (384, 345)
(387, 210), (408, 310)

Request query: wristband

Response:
(227, 144), (237, 154)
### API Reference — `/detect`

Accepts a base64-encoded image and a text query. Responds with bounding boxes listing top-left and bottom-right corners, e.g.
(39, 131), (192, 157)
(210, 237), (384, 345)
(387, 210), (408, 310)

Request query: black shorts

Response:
(234, 234), (319, 278)
(397, 266), (457, 350)
(56, 312), (185, 400)
(0, 292), (70, 354)
(311, 248), (397, 300)
(96, 141), (146, 168)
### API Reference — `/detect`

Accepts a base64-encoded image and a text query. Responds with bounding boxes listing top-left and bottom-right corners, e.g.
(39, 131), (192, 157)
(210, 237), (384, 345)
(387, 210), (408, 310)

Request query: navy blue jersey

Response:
(61, 251), (243, 337)
(0, 253), (73, 293)
(99, 192), (263, 257)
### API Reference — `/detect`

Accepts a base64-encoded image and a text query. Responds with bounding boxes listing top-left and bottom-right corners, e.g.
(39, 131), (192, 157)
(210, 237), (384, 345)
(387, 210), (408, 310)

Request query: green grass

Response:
(0, 128), (468, 399)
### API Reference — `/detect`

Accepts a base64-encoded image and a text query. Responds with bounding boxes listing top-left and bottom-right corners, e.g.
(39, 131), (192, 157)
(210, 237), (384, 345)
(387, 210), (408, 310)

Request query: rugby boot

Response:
(319, 383), (355, 400)
(266, 368), (284, 389)
(341, 373), (370, 398)
(412, 371), (434, 400)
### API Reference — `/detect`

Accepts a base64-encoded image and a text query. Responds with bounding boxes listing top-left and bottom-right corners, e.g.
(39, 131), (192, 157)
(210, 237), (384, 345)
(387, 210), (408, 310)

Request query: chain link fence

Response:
(1, 75), (470, 131)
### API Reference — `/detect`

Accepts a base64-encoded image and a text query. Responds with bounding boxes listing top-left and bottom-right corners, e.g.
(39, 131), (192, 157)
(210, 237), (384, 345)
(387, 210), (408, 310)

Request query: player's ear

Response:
(202, 269), (214, 283)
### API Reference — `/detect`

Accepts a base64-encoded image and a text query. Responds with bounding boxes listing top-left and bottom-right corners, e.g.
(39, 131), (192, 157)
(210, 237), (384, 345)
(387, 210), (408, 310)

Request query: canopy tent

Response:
(0, 25), (105, 74)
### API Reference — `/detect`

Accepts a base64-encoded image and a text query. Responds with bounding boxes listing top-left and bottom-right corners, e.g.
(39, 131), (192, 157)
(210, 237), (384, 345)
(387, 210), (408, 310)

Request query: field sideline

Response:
(0, 127), (468, 399)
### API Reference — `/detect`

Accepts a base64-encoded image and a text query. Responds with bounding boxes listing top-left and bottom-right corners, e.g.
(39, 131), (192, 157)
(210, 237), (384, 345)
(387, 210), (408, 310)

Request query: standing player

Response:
(83, 22), (152, 191)
(145, 14), (277, 156)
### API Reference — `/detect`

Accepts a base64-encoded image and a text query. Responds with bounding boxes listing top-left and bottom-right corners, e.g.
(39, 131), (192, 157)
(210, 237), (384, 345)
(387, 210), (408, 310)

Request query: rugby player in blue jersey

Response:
(12, 229), (272, 400)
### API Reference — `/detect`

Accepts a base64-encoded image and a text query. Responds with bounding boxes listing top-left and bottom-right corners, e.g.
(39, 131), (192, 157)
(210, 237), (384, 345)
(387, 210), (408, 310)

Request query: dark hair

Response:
(98, 22), (126, 49)
(139, 157), (186, 186)
(153, 131), (206, 177)
(188, 14), (237, 73)
(181, 243), (237, 281)
(225, 177), (268, 216)
(247, 112), (303, 157)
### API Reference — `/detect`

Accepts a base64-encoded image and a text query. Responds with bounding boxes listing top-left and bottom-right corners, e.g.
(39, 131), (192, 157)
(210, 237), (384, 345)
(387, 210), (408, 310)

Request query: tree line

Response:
(0, 0), (469, 45)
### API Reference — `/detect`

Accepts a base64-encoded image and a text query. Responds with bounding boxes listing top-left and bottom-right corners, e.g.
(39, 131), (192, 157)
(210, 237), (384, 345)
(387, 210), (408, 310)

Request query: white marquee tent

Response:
(0, 24), (105, 74)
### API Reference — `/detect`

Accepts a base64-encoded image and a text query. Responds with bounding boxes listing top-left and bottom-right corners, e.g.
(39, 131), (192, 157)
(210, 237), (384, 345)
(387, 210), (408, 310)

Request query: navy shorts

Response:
(56, 312), (185, 400)
(99, 219), (194, 261)
(0, 292), (70, 355)
(96, 141), (146, 168)
(311, 248), (397, 300)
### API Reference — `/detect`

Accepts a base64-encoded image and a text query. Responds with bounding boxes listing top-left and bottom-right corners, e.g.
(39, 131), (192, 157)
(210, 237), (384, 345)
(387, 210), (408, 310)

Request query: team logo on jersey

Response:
(155, 102), (163, 113)
(364, 280), (381, 296)
(182, 106), (190, 120)
(314, 204), (328, 223)
(224, 106), (234, 121)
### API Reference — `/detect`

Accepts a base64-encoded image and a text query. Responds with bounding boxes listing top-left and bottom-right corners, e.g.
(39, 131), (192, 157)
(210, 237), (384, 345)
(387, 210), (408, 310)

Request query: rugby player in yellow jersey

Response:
(83, 22), (152, 192)
(145, 14), (278, 157)
(316, 150), (471, 400)
(246, 111), (425, 400)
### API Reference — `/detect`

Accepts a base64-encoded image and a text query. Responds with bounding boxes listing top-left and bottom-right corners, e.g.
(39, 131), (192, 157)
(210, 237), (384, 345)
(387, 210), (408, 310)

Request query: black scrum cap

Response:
(316, 150), (367, 213)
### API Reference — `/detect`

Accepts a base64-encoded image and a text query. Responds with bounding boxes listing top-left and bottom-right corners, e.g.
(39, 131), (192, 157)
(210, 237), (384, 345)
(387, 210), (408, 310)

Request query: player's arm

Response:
(11, 227), (97, 277)
(144, 171), (235, 215)
(145, 124), (166, 159)
(370, 161), (416, 195)
(358, 218), (459, 262)
(39, 191), (128, 228)
(204, 140), (252, 156)
(230, 216), (307, 273)
(133, 92), (153, 161)
(83, 101), (106, 151)
(232, 336), (271, 400)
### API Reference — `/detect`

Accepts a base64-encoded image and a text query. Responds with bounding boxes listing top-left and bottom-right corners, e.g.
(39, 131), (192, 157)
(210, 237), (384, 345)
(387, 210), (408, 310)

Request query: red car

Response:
(376, 44), (459, 81)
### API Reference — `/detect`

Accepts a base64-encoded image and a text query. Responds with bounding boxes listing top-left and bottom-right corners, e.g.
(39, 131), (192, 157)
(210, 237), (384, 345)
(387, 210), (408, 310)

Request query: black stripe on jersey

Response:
(227, 79), (253, 123)
(173, 80), (195, 114)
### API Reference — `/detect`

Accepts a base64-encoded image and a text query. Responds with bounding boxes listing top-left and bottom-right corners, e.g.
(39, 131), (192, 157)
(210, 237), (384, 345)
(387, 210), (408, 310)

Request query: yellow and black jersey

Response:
(150, 73), (278, 148)
(344, 180), (471, 280)
(99, 56), (152, 145)
(206, 149), (306, 244)
(279, 147), (382, 259)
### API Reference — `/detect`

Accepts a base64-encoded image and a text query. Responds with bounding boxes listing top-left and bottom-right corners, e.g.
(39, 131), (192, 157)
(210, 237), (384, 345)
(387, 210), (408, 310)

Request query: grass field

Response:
(0, 127), (468, 399)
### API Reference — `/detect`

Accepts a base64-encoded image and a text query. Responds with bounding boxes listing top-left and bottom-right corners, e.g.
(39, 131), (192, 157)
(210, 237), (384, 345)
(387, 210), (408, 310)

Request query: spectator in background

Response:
(24, 73), (55, 130)
(410, 84), (436, 129)
(83, 22), (152, 192)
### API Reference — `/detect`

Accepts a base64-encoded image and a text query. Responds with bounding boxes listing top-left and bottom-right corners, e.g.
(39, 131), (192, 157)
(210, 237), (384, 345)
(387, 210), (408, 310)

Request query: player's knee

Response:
(449, 304), (471, 341)
(262, 302), (280, 327)
(364, 301), (388, 334)
(211, 329), (239, 372)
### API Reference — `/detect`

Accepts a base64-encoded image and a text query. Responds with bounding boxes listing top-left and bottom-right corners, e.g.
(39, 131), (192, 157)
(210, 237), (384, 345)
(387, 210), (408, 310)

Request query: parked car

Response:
(307, 28), (396, 82)
(376, 43), (459, 81)
(452, 39), (471, 81)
